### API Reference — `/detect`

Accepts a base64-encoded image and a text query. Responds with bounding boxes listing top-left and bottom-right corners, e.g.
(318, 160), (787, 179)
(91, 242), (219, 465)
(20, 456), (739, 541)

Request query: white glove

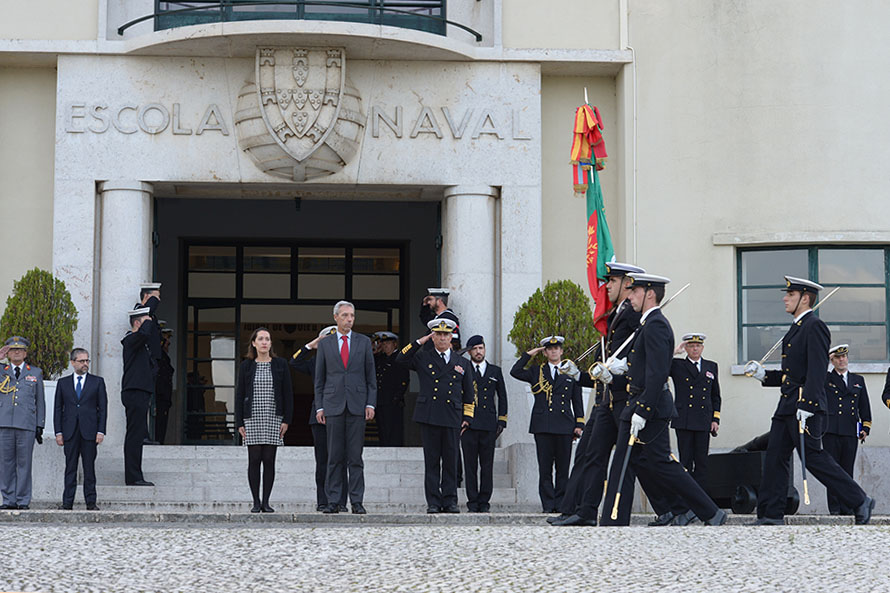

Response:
(605, 357), (628, 376)
(796, 408), (814, 428)
(630, 413), (646, 438)
(557, 359), (580, 381)
(589, 362), (614, 385)
(744, 360), (766, 381)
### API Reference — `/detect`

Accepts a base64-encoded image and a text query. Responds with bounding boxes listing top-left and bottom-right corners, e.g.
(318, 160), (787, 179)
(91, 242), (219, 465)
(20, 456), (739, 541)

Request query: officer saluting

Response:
(0, 336), (45, 510)
(745, 276), (875, 525)
(373, 331), (409, 447)
(397, 318), (474, 513)
(824, 344), (872, 515)
(461, 335), (507, 512)
(510, 336), (584, 513)
(669, 332), (721, 490)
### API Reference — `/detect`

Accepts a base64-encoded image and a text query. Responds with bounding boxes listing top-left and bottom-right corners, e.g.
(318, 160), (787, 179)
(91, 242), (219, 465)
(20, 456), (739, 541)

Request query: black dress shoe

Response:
(753, 517), (784, 526)
(427, 506), (440, 514)
(647, 512), (675, 527)
(704, 509), (727, 526)
(86, 504), (100, 511)
(855, 496), (875, 525)
(59, 503), (73, 510)
(261, 503), (275, 513)
(336, 503), (349, 513)
(671, 510), (697, 526)
(478, 504), (491, 513)
(351, 503), (367, 514)
(126, 480), (155, 486)
(316, 504), (327, 512)
(250, 503), (262, 513)
(0, 503), (17, 510)
(442, 505), (460, 513)
(552, 514), (597, 527)
(17, 505), (29, 510)
(323, 504), (339, 514)
(547, 513), (570, 525)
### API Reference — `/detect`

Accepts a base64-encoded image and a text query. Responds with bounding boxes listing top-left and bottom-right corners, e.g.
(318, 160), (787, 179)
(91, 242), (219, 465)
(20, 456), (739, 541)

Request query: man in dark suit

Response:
(314, 301), (377, 514)
(373, 331), (409, 447)
(54, 348), (107, 510)
(824, 344), (871, 515)
(745, 276), (874, 525)
(598, 273), (726, 527)
(510, 335), (584, 513)
(670, 332), (721, 490)
(121, 307), (158, 486)
(290, 325), (347, 512)
(460, 335), (507, 512)
(397, 318), (474, 513)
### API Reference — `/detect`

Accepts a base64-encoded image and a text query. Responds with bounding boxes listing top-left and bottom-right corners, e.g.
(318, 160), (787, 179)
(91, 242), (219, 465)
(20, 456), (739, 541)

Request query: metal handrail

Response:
(118, 0), (482, 42)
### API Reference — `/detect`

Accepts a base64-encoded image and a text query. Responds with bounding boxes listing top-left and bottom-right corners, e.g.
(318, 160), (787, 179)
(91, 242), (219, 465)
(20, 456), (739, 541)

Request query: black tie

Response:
(14, 367), (20, 380)
(441, 352), (447, 363)
(475, 365), (482, 380)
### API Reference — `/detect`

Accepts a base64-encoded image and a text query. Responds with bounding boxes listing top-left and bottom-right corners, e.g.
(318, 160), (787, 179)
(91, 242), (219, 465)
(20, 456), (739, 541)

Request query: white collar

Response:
(437, 349), (451, 362)
(473, 360), (487, 375)
(337, 330), (352, 340)
(688, 357), (701, 365)
(641, 305), (661, 322)
(793, 309), (812, 324)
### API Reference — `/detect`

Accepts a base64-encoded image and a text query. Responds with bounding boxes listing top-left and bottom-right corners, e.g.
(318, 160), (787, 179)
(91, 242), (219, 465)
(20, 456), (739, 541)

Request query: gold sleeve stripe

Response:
(401, 344), (413, 354)
(498, 415), (508, 422)
(463, 403), (475, 417)
(713, 411), (721, 419)
(576, 417), (585, 423)
(863, 421), (872, 428)
(292, 349), (302, 359)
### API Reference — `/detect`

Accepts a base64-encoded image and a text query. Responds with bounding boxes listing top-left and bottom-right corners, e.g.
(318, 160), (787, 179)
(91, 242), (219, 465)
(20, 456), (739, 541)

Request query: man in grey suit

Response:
(315, 301), (377, 514)
(0, 336), (46, 510)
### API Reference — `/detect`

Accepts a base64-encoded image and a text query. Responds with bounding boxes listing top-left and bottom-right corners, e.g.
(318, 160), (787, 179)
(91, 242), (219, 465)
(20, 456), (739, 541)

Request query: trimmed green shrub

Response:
(1, 268), (79, 379)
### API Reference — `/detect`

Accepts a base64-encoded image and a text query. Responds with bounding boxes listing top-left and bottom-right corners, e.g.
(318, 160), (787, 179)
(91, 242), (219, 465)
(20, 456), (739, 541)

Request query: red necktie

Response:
(340, 335), (349, 368)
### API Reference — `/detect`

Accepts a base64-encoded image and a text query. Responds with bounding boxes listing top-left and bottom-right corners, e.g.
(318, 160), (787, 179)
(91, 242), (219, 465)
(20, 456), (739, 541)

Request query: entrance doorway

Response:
(182, 242), (405, 445)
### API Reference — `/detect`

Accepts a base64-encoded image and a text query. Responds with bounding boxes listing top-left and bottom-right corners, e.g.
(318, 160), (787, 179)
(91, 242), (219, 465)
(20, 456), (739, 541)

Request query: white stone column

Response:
(442, 185), (498, 357)
(96, 180), (153, 447)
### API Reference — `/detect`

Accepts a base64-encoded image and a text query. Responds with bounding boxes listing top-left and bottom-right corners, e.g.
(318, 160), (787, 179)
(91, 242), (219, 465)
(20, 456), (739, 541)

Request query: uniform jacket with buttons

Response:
(601, 299), (642, 405)
(397, 340), (474, 429)
(465, 360), (508, 433)
(121, 318), (160, 393)
(670, 357), (721, 431)
(510, 353), (584, 435)
(762, 310), (830, 416)
(0, 363), (45, 431)
(623, 308), (676, 422)
(54, 372), (108, 440)
(374, 351), (410, 408)
(825, 370), (871, 437)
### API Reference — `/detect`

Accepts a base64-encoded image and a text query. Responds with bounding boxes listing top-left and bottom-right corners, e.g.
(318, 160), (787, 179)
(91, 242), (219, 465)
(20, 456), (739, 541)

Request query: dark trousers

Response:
(461, 428), (497, 511)
(62, 426), (98, 505)
(601, 418), (718, 526)
(675, 428), (711, 490)
(122, 389), (151, 484)
(558, 416), (596, 514)
(757, 414), (866, 520)
(420, 423), (460, 509)
(376, 404), (404, 447)
(533, 433), (573, 512)
(155, 403), (171, 444)
(310, 424), (347, 507)
(822, 433), (859, 514)
(325, 412), (366, 506)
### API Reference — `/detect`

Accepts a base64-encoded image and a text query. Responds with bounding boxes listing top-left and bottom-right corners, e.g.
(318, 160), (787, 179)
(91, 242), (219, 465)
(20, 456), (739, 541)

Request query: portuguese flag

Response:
(586, 166), (614, 334)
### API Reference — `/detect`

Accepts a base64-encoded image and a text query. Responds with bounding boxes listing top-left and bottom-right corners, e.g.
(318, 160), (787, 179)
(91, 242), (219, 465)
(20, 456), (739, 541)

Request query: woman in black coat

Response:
(235, 327), (294, 512)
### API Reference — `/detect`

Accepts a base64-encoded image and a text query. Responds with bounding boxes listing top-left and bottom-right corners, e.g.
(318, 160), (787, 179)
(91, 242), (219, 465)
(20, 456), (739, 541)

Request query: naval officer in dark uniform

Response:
(549, 261), (644, 525)
(121, 307), (158, 486)
(823, 343), (871, 515)
(290, 325), (348, 512)
(510, 335), (584, 513)
(420, 288), (461, 350)
(670, 332), (721, 490)
(397, 318), (474, 513)
(461, 334), (507, 512)
(373, 331), (409, 447)
(598, 273), (726, 527)
(0, 336), (45, 510)
(745, 276), (874, 525)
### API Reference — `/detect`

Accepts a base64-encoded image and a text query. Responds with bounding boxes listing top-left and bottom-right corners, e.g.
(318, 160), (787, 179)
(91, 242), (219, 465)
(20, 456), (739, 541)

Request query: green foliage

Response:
(1, 268), (78, 379)
(508, 279), (599, 362)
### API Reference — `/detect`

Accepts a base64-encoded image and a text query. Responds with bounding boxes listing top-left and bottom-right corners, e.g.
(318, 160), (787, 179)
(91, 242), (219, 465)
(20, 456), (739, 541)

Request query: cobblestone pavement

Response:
(3, 523), (888, 592)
